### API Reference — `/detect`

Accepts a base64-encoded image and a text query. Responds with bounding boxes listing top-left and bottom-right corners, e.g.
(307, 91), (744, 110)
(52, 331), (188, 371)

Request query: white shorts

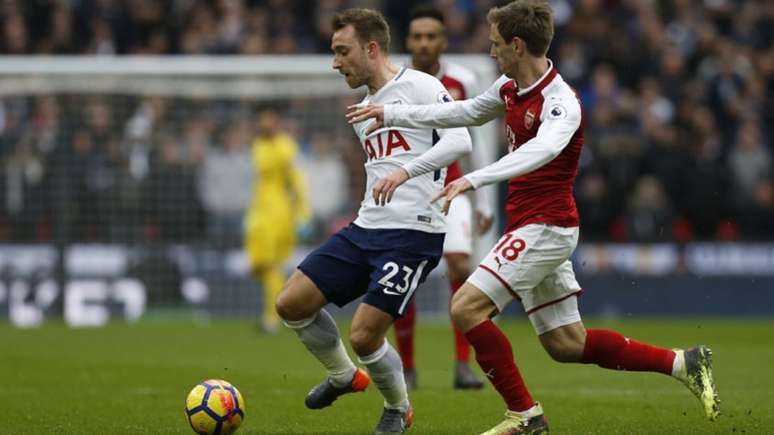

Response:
(442, 194), (473, 255)
(467, 224), (582, 335)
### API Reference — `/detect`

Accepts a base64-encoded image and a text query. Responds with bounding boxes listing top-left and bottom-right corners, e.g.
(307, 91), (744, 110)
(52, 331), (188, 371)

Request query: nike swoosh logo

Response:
(383, 288), (402, 296)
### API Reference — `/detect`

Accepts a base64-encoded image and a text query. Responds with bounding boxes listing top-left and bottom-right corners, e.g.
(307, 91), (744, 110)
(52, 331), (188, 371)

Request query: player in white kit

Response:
(348, 1), (719, 434)
(392, 5), (494, 391)
(274, 8), (472, 435)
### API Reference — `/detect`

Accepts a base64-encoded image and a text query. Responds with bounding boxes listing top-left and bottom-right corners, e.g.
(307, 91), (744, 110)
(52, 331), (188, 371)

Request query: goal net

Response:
(0, 55), (500, 327)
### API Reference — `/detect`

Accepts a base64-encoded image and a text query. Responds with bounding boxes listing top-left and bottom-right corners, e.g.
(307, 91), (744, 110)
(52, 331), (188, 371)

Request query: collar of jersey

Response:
(516, 59), (556, 98)
(367, 66), (407, 99)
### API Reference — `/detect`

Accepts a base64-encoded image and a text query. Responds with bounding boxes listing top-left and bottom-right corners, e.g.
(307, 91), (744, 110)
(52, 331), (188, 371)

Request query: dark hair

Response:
(331, 8), (390, 53)
(409, 5), (445, 26)
(487, 0), (554, 56)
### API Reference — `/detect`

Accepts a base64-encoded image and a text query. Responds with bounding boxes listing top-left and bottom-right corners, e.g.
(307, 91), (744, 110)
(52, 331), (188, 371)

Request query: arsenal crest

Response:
(524, 109), (535, 129)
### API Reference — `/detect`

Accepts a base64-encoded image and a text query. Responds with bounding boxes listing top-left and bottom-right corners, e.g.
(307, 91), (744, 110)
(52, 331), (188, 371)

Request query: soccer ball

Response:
(185, 379), (245, 435)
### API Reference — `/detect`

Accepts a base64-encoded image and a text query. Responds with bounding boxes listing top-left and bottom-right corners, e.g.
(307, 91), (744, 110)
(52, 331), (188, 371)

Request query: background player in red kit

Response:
(348, 1), (719, 433)
(394, 5), (494, 391)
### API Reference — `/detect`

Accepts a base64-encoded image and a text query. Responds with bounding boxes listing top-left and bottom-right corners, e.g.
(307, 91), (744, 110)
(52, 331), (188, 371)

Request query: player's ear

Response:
(367, 41), (379, 57)
(512, 36), (524, 56)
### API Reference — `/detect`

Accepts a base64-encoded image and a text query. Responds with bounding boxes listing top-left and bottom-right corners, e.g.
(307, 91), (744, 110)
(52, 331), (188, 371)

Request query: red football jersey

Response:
(497, 66), (583, 231)
(388, 62), (580, 230)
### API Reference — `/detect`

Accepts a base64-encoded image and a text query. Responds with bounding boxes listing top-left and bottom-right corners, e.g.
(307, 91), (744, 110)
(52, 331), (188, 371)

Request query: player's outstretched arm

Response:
(347, 77), (508, 135)
(466, 97), (582, 190)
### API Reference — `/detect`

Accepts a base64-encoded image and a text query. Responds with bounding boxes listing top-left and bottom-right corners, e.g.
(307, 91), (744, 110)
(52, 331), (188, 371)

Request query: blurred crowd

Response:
(0, 0), (772, 243)
(0, 95), (363, 245)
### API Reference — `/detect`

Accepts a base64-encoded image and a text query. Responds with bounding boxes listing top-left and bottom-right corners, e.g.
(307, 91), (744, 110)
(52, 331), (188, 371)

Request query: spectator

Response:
(728, 120), (772, 206)
(0, 0), (771, 243)
(146, 133), (204, 243)
(62, 129), (106, 241)
(198, 121), (253, 247)
(625, 175), (674, 242)
(575, 171), (613, 241)
(86, 18), (117, 55)
(2, 138), (48, 241)
(297, 133), (349, 225)
(2, 12), (29, 54)
(737, 179), (774, 239)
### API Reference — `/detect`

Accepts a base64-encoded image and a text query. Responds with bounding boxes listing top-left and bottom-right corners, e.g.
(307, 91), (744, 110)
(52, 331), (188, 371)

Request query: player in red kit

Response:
(348, 1), (719, 433)
(393, 5), (494, 391)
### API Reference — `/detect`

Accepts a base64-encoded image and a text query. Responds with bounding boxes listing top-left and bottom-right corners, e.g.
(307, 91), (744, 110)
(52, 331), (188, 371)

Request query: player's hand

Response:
(474, 210), (494, 235)
(431, 177), (473, 215)
(373, 168), (410, 206)
(346, 103), (385, 136)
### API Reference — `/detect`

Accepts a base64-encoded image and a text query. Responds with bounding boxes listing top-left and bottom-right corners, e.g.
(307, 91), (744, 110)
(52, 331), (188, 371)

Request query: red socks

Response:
(450, 280), (471, 362)
(465, 320), (535, 412)
(444, 325), (674, 413)
(393, 301), (416, 369)
(581, 329), (675, 374)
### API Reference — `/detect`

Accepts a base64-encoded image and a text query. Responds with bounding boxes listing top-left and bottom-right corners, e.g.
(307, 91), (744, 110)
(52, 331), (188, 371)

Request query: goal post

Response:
(0, 55), (500, 327)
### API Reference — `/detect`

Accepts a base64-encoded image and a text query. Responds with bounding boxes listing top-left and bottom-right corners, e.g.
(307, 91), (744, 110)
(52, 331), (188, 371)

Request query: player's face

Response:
(406, 18), (446, 71)
(489, 23), (519, 78)
(258, 111), (279, 137)
(332, 25), (370, 89)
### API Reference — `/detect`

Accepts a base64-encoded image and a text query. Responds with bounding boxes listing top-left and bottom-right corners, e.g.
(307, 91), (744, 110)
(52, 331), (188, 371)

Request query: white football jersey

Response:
(352, 67), (456, 233)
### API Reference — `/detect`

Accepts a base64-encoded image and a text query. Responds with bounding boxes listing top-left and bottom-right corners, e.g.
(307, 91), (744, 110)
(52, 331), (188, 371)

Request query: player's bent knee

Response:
(450, 304), (478, 332)
(540, 325), (586, 363)
(449, 297), (468, 324)
(450, 286), (491, 333)
(274, 291), (298, 321)
(275, 271), (324, 322)
(349, 328), (382, 356)
(544, 343), (580, 363)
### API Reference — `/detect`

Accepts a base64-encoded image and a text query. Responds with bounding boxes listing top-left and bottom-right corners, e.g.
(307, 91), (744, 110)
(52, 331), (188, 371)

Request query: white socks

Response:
(506, 402), (544, 418)
(285, 310), (410, 411)
(359, 340), (409, 411)
(284, 309), (357, 387)
(671, 349), (686, 378)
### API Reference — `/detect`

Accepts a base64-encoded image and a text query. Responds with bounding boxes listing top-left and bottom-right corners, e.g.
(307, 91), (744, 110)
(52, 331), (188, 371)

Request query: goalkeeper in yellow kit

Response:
(245, 110), (311, 333)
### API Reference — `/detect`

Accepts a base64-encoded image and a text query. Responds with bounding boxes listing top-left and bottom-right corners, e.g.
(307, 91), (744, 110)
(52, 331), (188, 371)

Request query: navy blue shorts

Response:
(298, 224), (444, 318)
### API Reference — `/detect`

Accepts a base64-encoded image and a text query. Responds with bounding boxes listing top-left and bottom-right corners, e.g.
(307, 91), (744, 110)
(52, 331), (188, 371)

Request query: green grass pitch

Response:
(2, 317), (772, 434)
